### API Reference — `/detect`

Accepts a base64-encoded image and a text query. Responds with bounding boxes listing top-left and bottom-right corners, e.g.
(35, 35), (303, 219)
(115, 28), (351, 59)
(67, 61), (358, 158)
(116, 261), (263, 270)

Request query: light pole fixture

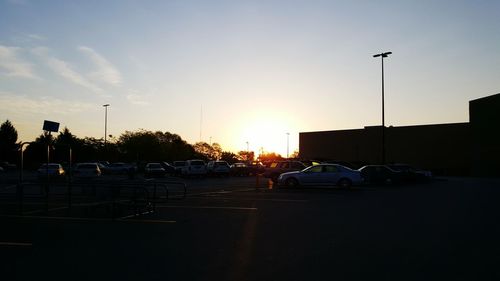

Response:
(286, 132), (290, 159)
(373, 51), (392, 164)
(103, 104), (110, 146)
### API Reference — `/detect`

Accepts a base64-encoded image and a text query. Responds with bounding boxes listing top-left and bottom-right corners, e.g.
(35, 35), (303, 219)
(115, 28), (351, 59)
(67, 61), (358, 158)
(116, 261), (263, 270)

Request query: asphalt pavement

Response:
(1, 175), (499, 281)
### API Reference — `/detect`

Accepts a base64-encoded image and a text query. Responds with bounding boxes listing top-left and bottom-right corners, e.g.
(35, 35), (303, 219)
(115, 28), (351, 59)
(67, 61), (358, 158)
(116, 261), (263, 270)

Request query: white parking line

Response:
(188, 188), (255, 196)
(0, 214), (176, 224)
(0, 242), (32, 247)
(193, 197), (308, 203)
(155, 205), (257, 211)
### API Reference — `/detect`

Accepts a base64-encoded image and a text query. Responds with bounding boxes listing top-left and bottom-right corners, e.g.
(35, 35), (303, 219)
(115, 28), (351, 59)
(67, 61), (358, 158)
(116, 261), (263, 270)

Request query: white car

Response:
(207, 161), (231, 176)
(278, 164), (363, 188)
(74, 163), (102, 178)
(183, 160), (207, 176)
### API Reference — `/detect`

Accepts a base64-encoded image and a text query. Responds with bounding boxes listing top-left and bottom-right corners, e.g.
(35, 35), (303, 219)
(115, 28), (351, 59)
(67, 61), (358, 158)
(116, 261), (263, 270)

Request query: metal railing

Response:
(1, 178), (187, 219)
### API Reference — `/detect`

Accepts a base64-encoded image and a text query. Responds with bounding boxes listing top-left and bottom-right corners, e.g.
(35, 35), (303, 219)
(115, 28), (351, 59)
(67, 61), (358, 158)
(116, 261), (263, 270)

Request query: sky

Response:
(1, 0), (499, 156)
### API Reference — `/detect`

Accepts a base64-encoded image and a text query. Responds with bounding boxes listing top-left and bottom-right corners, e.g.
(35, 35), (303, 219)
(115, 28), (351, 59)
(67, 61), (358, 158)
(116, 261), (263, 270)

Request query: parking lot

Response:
(1, 173), (500, 281)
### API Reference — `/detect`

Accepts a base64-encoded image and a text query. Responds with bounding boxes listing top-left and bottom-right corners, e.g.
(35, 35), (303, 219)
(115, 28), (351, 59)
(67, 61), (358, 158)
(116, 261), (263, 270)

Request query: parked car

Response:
(184, 160), (207, 177)
(263, 161), (307, 182)
(160, 162), (176, 175)
(230, 162), (250, 176)
(104, 162), (130, 174)
(145, 163), (166, 178)
(207, 161), (231, 176)
(0, 161), (16, 170)
(387, 164), (432, 182)
(278, 164), (363, 188)
(173, 161), (187, 175)
(73, 163), (101, 178)
(358, 165), (402, 184)
(37, 163), (65, 180)
(246, 161), (265, 175)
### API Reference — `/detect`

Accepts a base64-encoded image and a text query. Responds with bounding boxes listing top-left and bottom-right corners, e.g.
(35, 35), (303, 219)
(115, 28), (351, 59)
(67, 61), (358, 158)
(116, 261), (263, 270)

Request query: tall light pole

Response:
(103, 104), (110, 146)
(286, 132), (290, 159)
(246, 141), (250, 161)
(373, 51), (392, 164)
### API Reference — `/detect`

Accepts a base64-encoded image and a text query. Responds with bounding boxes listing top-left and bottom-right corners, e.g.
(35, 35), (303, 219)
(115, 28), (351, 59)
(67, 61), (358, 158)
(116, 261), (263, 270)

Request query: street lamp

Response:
(373, 51), (392, 164)
(246, 141), (250, 161)
(286, 132), (290, 159)
(103, 104), (110, 146)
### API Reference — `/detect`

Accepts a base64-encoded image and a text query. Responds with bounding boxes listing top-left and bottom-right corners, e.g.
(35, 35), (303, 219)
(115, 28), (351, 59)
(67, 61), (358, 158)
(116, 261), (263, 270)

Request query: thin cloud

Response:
(0, 91), (93, 115)
(126, 92), (150, 106)
(79, 46), (122, 86)
(32, 47), (103, 93)
(27, 34), (47, 41)
(0, 45), (39, 79)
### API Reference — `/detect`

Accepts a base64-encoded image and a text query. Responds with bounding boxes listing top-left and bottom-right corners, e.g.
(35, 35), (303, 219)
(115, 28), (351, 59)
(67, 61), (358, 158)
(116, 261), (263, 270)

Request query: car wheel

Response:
(338, 178), (352, 188)
(285, 178), (299, 188)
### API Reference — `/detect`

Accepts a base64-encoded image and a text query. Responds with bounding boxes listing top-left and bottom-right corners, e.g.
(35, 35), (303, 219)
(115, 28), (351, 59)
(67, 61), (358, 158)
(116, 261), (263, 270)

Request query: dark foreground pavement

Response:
(1, 177), (500, 281)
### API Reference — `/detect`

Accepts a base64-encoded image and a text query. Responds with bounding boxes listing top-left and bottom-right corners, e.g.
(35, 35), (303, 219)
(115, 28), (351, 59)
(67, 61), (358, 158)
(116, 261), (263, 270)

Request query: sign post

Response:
(42, 120), (59, 213)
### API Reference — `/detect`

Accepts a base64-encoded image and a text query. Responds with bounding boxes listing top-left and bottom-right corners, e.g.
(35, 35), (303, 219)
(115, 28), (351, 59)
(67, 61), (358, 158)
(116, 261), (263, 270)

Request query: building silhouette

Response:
(299, 93), (500, 177)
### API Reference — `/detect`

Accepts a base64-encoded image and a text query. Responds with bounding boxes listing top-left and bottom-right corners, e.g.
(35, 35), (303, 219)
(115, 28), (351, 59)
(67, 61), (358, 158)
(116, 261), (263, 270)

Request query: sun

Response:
(233, 113), (297, 157)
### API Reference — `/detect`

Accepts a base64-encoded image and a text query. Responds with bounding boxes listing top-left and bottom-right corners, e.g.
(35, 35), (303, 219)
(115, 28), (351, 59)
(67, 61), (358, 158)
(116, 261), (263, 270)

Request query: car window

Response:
(324, 165), (338, 173)
(291, 162), (304, 169)
(270, 162), (278, 168)
(307, 165), (323, 173)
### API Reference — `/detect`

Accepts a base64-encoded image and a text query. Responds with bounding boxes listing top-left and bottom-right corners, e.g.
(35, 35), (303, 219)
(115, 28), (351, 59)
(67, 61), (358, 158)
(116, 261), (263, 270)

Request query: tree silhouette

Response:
(0, 120), (19, 163)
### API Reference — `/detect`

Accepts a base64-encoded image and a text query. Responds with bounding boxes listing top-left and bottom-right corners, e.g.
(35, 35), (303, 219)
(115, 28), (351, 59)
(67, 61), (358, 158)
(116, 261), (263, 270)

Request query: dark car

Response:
(160, 162), (176, 175)
(246, 161), (265, 175)
(37, 163), (66, 180)
(387, 164), (432, 182)
(231, 162), (250, 176)
(172, 161), (187, 176)
(263, 161), (307, 182)
(144, 163), (166, 178)
(358, 165), (401, 184)
(105, 162), (129, 174)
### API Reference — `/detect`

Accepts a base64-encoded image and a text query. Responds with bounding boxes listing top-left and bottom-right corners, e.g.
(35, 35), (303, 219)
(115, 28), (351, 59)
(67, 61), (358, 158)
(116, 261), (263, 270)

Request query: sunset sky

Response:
(1, 0), (499, 156)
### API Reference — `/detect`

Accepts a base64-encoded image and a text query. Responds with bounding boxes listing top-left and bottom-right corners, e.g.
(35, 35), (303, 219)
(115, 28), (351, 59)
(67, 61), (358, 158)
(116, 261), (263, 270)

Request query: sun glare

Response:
(234, 114), (297, 157)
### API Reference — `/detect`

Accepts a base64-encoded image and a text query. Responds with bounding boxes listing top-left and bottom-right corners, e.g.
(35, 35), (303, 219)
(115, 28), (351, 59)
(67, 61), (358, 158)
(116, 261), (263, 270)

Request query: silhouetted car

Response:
(207, 161), (231, 176)
(246, 161), (265, 175)
(0, 161), (16, 170)
(160, 162), (176, 175)
(145, 163), (166, 178)
(359, 165), (402, 184)
(74, 163), (102, 178)
(173, 161), (187, 175)
(263, 161), (307, 182)
(184, 160), (207, 177)
(277, 164), (363, 188)
(388, 164), (432, 182)
(37, 163), (65, 180)
(104, 162), (130, 174)
(230, 162), (250, 176)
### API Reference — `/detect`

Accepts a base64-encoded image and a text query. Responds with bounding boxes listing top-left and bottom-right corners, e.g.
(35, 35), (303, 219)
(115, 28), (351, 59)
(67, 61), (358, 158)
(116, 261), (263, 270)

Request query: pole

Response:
(381, 56), (385, 164)
(103, 104), (109, 146)
(373, 51), (391, 164)
(286, 133), (290, 159)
